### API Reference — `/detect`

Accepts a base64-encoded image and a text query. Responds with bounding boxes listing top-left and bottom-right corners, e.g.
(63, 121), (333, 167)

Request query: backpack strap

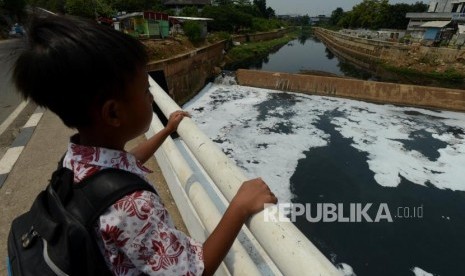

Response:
(63, 168), (157, 228)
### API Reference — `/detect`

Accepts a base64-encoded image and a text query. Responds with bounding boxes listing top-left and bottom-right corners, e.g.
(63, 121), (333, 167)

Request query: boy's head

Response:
(13, 15), (149, 129)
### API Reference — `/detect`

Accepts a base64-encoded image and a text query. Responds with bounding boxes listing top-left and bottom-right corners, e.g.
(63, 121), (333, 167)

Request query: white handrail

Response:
(147, 111), (262, 275)
(149, 77), (341, 276)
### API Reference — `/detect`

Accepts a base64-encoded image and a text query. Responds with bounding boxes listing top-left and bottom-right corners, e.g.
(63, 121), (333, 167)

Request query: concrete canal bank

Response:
(313, 27), (465, 87)
(236, 69), (465, 112)
(146, 28), (292, 105)
(146, 41), (226, 105)
(314, 27), (465, 64)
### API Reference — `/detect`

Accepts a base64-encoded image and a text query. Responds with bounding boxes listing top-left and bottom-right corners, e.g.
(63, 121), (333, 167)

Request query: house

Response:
(163, 0), (211, 15)
(114, 11), (170, 39)
(169, 16), (213, 38)
(406, 0), (465, 42)
(420, 20), (456, 45)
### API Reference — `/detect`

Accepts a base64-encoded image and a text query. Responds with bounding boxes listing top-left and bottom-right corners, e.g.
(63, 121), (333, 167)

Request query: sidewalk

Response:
(0, 110), (186, 275)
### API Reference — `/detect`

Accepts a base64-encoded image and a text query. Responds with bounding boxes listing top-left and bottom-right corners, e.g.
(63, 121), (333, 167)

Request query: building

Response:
(163, 0), (211, 15)
(169, 16), (213, 38)
(114, 12), (170, 39)
(406, 0), (465, 42)
(428, 0), (465, 13)
(310, 15), (330, 25)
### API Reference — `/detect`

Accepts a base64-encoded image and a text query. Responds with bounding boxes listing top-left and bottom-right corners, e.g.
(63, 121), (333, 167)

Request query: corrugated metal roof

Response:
(420, 21), (451, 28)
(115, 12), (143, 20)
(169, 16), (213, 21)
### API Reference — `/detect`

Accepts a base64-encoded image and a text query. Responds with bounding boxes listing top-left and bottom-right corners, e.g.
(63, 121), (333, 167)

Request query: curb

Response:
(0, 107), (45, 188)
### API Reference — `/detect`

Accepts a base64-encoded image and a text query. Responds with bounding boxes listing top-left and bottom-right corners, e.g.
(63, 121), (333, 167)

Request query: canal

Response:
(226, 32), (464, 89)
(225, 33), (383, 81)
(185, 48), (465, 276)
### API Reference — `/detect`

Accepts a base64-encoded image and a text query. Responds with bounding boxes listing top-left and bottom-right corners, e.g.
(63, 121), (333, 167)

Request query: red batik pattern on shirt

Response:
(63, 138), (204, 276)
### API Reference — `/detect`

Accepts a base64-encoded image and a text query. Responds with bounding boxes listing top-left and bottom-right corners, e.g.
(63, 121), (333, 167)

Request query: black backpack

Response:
(7, 167), (156, 276)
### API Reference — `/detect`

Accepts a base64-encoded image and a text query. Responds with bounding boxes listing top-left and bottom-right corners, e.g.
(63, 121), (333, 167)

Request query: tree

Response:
(385, 3), (411, 29)
(202, 4), (253, 32)
(301, 14), (310, 26)
(265, 6), (274, 18)
(2, 0), (27, 19)
(214, 0), (233, 5)
(180, 6), (200, 17)
(253, 0), (266, 17)
(235, 0), (260, 17)
(65, 0), (95, 18)
(28, 0), (66, 13)
(410, 1), (428, 12)
(330, 7), (344, 26)
(65, 0), (113, 18)
(110, 0), (162, 12)
(336, 0), (427, 29)
(252, 0), (274, 18)
(338, 0), (388, 29)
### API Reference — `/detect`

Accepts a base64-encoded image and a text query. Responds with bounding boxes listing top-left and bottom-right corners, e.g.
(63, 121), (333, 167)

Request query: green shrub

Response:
(251, 18), (282, 32)
(183, 21), (204, 43)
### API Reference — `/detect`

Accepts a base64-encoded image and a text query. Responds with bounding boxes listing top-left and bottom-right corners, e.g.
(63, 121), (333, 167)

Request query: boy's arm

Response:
(130, 110), (189, 163)
(202, 178), (277, 276)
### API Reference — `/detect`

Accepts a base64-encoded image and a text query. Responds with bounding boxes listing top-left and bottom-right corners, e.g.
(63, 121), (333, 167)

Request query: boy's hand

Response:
(231, 178), (278, 219)
(165, 110), (190, 133)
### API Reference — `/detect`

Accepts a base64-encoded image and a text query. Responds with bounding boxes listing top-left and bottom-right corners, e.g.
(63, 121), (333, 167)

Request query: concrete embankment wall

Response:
(146, 28), (293, 105)
(314, 27), (465, 64)
(232, 28), (290, 43)
(147, 41), (226, 105)
(236, 69), (465, 112)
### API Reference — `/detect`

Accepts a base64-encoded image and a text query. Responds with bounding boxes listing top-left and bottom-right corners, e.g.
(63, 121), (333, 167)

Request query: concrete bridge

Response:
(0, 74), (342, 275)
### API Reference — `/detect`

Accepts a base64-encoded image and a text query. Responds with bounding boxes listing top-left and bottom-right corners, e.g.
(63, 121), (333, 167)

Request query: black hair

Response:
(13, 15), (148, 128)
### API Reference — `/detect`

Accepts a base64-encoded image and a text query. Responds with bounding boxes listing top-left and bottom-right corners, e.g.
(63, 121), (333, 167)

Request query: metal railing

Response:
(147, 76), (342, 276)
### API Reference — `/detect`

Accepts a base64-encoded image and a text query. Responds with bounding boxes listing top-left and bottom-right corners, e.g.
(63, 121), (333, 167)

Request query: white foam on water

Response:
(185, 84), (328, 202)
(331, 100), (465, 190)
(183, 83), (465, 275)
(411, 267), (435, 276)
(337, 263), (357, 276)
(184, 83), (465, 199)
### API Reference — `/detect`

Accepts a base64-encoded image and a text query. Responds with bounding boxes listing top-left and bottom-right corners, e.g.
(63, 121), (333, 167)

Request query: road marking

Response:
(0, 106), (44, 188)
(23, 112), (43, 128)
(0, 146), (24, 174)
(0, 100), (28, 137)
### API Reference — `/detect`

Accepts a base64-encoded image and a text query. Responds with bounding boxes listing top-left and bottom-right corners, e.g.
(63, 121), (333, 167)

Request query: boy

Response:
(13, 15), (277, 275)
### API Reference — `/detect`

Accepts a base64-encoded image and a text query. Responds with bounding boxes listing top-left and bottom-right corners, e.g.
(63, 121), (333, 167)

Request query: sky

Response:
(266, 0), (430, 16)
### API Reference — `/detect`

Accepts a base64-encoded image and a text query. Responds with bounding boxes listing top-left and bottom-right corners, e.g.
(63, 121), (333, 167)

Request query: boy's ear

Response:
(101, 99), (122, 127)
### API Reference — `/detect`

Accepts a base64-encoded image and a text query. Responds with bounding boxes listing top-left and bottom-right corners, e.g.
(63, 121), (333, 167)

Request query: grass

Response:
(226, 32), (298, 62)
(381, 63), (465, 83)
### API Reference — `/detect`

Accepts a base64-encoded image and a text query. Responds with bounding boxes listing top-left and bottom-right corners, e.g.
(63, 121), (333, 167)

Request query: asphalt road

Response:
(0, 38), (23, 124)
(0, 38), (37, 158)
